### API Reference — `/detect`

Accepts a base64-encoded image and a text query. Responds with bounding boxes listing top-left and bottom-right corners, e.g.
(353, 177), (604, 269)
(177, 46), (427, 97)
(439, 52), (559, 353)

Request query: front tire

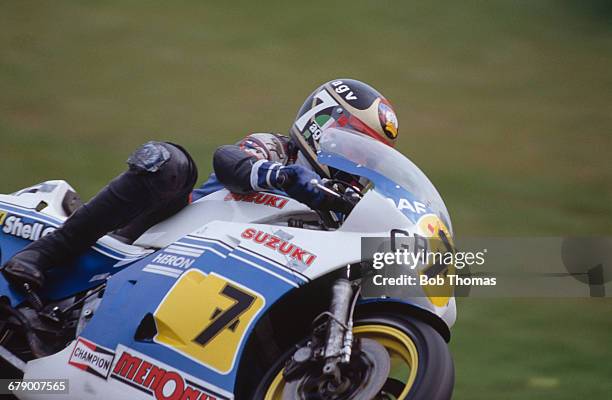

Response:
(253, 314), (454, 400)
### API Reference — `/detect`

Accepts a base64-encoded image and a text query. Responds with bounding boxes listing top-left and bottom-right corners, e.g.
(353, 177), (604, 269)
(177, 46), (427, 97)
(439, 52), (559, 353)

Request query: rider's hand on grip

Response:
(275, 165), (326, 209)
(275, 165), (356, 214)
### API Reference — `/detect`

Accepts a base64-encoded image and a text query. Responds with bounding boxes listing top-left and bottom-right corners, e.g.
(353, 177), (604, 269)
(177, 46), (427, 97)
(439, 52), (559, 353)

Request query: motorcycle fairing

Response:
(133, 189), (315, 249)
(72, 223), (308, 393)
(9, 128), (458, 398)
(22, 341), (234, 400)
(68, 146), (456, 394)
(0, 199), (151, 305)
(316, 149), (458, 328)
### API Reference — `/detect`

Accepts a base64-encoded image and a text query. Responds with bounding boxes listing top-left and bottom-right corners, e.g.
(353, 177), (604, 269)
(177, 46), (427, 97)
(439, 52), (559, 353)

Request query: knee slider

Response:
(127, 141), (197, 191)
(128, 141), (172, 173)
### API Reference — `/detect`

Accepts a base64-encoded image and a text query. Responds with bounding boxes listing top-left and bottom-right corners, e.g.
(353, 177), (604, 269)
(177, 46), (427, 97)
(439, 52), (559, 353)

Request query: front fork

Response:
(322, 278), (354, 382)
(281, 273), (400, 399)
(282, 274), (361, 386)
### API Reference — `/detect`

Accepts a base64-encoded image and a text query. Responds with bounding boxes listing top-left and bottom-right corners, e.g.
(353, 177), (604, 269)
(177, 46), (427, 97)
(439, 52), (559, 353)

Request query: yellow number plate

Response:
(153, 269), (265, 374)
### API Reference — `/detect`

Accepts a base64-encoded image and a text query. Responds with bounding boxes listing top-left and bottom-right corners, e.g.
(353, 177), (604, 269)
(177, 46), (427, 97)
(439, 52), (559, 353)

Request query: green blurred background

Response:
(1, 1), (611, 398)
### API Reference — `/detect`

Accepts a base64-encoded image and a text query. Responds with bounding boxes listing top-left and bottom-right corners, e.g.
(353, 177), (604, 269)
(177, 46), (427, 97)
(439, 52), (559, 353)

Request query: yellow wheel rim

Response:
(264, 324), (419, 400)
(264, 369), (287, 400)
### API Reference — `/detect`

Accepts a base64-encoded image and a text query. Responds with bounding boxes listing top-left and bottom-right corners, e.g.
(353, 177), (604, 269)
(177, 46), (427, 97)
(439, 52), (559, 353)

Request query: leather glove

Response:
(275, 164), (325, 209)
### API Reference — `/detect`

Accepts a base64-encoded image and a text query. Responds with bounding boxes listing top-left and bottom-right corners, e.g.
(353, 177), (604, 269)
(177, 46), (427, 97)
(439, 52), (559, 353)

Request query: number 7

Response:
(294, 89), (339, 132)
(192, 284), (256, 346)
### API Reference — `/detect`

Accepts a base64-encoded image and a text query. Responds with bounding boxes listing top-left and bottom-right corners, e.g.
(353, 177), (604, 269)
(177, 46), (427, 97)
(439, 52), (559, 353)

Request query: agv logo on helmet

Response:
(330, 80), (358, 101)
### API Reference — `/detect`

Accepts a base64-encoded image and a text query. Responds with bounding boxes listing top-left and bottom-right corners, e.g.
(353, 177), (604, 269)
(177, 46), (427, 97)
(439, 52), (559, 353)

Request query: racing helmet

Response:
(290, 79), (399, 179)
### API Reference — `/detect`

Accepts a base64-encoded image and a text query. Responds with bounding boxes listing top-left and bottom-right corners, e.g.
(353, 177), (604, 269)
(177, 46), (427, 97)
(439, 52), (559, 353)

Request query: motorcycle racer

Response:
(1, 78), (399, 293)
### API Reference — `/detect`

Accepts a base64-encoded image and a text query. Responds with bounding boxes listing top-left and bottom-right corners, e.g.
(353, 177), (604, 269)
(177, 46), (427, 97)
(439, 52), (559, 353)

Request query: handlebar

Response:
(276, 169), (360, 214)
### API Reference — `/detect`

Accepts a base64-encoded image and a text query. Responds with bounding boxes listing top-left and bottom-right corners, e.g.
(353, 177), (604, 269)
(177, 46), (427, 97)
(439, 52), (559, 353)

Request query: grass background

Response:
(1, 1), (611, 398)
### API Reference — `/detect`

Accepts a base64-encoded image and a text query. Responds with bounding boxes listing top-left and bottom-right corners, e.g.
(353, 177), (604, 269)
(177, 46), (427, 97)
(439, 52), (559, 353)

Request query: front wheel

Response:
(253, 315), (454, 400)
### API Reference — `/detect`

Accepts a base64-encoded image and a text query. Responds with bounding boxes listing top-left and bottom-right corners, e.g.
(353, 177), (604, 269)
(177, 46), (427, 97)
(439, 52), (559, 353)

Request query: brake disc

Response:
(282, 338), (391, 400)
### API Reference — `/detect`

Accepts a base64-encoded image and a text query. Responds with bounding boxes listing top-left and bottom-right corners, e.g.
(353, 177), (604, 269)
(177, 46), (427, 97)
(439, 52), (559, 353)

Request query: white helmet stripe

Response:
(294, 89), (338, 132)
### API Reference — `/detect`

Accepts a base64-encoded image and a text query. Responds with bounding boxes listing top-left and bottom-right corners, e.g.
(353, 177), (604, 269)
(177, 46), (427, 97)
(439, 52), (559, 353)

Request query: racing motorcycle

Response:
(0, 127), (456, 399)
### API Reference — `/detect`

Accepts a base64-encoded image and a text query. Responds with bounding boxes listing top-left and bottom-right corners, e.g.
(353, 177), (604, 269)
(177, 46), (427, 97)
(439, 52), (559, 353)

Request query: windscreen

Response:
(317, 127), (453, 232)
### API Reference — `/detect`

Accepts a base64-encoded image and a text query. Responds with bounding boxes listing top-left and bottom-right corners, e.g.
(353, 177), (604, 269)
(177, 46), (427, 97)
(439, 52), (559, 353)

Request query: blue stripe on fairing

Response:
(79, 234), (302, 392)
(182, 235), (309, 283)
(0, 200), (62, 225)
(0, 202), (142, 259)
(182, 236), (234, 253)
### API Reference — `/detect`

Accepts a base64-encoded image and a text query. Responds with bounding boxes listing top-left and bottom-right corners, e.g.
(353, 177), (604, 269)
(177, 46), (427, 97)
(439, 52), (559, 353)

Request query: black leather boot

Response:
(1, 142), (197, 291)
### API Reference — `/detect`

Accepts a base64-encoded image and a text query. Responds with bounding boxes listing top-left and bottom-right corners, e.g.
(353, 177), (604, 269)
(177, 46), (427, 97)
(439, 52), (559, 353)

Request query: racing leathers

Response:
(1, 133), (325, 291)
